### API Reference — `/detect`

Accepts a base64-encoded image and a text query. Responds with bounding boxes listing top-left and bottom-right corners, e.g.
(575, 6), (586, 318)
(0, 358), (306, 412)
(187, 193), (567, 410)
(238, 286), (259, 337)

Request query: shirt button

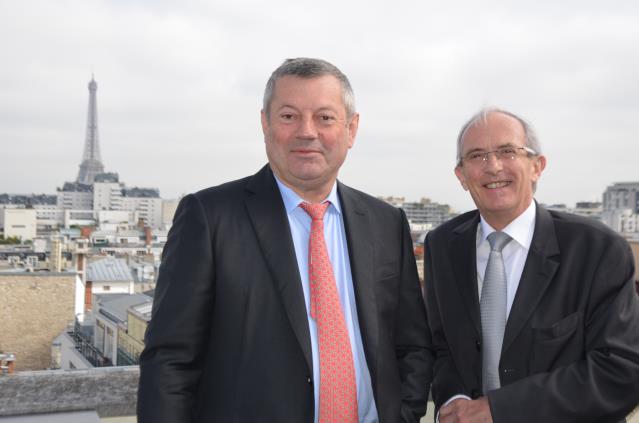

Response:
(475, 340), (481, 351)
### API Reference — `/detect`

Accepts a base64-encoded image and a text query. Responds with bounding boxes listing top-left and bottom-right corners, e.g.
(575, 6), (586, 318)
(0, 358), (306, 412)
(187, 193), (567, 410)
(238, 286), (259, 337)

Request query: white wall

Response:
(75, 275), (86, 317)
(120, 197), (162, 228)
(3, 208), (37, 240)
(92, 280), (134, 295)
(98, 210), (137, 230)
(93, 182), (122, 211)
(161, 199), (179, 228)
(94, 315), (119, 364)
(57, 190), (93, 210)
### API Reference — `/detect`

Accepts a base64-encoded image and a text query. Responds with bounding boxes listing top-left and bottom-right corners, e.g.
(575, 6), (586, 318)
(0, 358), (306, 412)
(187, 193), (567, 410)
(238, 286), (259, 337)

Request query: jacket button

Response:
(475, 340), (481, 351)
(471, 389), (480, 399)
(307, 377), (312, 384)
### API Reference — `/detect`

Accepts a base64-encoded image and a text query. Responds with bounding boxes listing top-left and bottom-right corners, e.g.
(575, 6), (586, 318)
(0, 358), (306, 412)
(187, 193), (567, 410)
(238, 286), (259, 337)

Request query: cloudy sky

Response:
(1, 0), (638, 212)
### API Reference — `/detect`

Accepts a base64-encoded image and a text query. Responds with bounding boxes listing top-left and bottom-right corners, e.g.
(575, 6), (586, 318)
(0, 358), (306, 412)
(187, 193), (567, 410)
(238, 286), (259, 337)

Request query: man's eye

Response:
(467, 152), (484, 160)
(500, 147), (517, 155)
(280, 114), (294, 120)
(319, 115), (335, 122)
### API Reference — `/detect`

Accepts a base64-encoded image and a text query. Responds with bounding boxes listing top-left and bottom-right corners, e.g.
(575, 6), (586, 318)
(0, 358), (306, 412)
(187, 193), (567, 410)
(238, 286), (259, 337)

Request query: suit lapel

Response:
(244, 165), (313, 373)
(502, 204), (560, 353)
(338, 183), (379, 384)
(451, 213), (482, 337)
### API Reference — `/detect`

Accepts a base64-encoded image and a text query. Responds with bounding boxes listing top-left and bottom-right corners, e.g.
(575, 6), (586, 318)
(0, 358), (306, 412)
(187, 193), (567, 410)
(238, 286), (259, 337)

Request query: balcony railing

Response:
(70, 321), (112, 367)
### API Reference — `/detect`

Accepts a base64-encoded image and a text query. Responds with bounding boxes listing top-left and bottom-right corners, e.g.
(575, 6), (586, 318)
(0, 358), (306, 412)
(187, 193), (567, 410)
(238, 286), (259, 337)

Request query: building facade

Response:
(2, 208), (37, 241)
(603, 182), (639, 236)
(380, 196), (455, 229)
(93, 293), (152, 366)
(0, 272), (78, 370)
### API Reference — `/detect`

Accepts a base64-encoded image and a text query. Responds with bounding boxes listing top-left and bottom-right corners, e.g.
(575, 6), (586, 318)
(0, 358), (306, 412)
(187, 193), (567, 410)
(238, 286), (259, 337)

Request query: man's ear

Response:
(347, 113), (359, 149)
(455, 166), (468, 190)
(531, 154), (547, 182)
(260, 110), (269, 136)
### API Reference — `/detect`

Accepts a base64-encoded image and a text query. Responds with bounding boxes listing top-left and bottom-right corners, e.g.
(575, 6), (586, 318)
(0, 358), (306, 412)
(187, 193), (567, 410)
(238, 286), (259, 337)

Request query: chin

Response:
(290, 165), (326, 180)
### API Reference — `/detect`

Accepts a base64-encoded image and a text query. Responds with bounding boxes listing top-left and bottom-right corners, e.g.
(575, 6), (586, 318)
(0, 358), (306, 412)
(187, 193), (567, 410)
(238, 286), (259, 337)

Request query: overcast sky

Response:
(1, 0), (638, 212)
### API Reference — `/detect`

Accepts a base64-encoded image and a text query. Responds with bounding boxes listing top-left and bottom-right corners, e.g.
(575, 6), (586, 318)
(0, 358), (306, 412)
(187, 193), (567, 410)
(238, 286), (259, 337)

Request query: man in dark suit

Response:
(138, 58), (431, 423)
(424, 108), (639, 422)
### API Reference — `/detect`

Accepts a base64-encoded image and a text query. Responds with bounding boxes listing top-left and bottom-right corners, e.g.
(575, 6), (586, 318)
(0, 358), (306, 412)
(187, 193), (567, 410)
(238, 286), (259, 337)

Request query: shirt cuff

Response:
(436, 394), (472, 423)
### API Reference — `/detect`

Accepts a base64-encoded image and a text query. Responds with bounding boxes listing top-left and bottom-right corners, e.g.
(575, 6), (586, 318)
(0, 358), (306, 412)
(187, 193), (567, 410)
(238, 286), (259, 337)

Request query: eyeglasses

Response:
(461, 146), (536, 165)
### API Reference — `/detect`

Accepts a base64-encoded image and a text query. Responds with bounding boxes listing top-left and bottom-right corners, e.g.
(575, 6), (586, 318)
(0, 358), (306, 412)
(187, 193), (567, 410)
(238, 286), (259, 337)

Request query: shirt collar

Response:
(479, 200), (536, 250)
(273, 174), (342, 215)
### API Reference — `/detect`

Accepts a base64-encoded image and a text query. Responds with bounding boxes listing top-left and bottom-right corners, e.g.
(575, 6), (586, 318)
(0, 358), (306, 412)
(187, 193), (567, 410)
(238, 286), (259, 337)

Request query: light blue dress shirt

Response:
(275, 176), (379, 423)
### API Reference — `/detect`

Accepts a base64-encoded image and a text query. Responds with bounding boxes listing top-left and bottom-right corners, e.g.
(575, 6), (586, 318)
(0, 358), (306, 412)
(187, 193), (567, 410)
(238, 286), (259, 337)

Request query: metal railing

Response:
(69, 321), (112, 367)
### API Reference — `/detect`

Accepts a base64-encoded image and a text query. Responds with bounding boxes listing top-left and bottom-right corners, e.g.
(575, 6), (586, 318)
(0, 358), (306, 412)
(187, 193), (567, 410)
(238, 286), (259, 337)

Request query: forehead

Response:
(271, 75), (344, 107)
(461, 112), (526, 150)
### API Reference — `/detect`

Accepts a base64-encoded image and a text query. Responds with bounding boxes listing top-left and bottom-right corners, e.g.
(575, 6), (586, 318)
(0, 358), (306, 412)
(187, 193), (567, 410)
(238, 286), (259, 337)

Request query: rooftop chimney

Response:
(144, 227), (152, 247)
(0, 353), (16, 375)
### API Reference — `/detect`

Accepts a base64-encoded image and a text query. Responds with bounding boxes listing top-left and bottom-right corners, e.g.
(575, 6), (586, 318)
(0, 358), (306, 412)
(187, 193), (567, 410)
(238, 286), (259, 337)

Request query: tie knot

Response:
(300, 201), (330, 221)
(487, 231), (512, 252)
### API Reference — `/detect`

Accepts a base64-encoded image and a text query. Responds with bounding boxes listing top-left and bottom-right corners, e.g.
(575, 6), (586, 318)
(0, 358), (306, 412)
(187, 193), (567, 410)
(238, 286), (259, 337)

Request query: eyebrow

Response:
(276, 104), (340, 113)
(463, 142), (521, 154)
(275, 104), (299, 112)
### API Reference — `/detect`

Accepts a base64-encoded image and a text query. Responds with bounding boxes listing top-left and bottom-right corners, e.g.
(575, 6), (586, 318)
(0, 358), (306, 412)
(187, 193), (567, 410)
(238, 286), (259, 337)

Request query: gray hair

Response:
(455, 107), (542, 166)
(262, 58), (356, 119)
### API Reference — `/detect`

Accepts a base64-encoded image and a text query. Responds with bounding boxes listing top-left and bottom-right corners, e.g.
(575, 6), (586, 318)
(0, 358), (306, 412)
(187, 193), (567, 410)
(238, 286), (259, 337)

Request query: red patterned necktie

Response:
(299, 201), (358, 423)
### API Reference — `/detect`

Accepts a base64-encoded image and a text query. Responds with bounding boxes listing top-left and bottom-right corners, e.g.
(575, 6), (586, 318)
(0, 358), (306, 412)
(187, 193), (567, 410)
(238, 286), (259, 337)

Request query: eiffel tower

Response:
(76, 75), (105, 184)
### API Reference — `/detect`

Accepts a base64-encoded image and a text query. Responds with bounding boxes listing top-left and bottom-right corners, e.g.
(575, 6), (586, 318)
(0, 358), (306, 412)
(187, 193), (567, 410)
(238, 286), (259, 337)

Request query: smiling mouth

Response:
(292, 149), (321, 155)
(484, 181), (511, 189)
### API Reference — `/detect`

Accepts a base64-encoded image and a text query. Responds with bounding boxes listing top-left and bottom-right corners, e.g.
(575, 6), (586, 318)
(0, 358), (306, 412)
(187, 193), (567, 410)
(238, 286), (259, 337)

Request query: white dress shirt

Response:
(274, 176), (379, 423)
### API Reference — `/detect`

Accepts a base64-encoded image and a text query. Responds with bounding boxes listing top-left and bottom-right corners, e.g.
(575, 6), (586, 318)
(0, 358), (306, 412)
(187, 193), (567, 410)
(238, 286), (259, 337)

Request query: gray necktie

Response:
(481, 231), (512, 393)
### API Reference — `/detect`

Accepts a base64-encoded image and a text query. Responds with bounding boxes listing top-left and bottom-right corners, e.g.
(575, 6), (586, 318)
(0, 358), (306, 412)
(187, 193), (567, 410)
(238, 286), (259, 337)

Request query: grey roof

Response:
(0, 194), (57, 206)
(97, 293), (153, 324)
(130, 302), (153, 321)
(121, 187), (160, 198)
(0, 367), (139, 418)
(58, 182), (92, 192)
(94, 293), (128, 304)
(86, 257), (133, 282)
(93, 172), (119, 183)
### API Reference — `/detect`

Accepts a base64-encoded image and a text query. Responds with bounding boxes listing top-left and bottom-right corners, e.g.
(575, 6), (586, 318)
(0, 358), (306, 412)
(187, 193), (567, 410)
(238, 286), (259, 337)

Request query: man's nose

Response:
(297, 116), (318, 139)
(484, 152), (504, 173)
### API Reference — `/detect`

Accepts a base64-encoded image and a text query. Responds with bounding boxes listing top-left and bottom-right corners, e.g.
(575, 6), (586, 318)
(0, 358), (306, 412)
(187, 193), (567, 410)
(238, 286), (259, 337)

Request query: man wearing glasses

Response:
(423, 108), (639, 422)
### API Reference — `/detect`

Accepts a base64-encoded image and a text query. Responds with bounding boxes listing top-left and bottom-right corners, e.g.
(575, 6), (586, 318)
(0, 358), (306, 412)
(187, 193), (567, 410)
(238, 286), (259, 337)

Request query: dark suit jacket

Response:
(138, 165), (431, 423)
(424, 203), (639, 422)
